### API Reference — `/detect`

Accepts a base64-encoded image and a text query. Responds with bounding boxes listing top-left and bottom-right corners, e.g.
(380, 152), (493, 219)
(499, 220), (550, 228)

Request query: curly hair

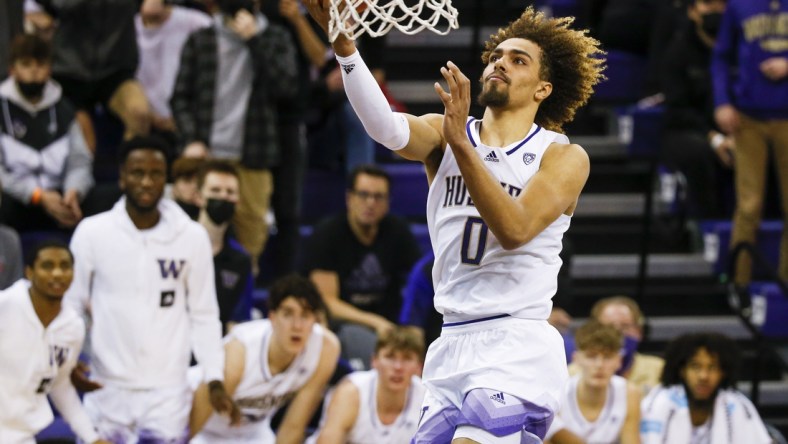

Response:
(661, 333), (740, 390)
(481, 7), (606, 132)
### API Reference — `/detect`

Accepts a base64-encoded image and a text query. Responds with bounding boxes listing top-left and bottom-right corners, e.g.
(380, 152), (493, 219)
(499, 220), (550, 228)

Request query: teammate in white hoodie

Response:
(64, 136), (237, 443)
(0, 241), (107, 444)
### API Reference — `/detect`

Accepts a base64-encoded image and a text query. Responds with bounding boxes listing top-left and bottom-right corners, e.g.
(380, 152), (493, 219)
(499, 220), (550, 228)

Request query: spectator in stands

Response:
(583, 0), (657, 55)
(170, 156), (205, 220)
(0, 34), (94, 232)
(63, 136), (235, 442)
(0, 0), (23, 78)
(308, 327), (426, 444)
(0, 241), (108, 444)
(189, 273), (340, 443)
(262, 0), (325, 280)
(545, 321), (641, 444)
(570, 296), (665, 393)
(305, 164), (422, 370)
(0, 200), (22, 290)
(641, 332), (771, 443)
(661, 0), (732, 220)
(712, 0), (788, 287)
(31, 0), (151, 141)
(171, 0), (298, 275)
(135, 0), (211, 147)
(307, 36), (389, 175)
(196, 160), (254, 334)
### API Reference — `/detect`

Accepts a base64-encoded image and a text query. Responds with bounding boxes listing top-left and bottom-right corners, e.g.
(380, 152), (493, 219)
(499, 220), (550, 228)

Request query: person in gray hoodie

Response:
(0, 34), (93, 232)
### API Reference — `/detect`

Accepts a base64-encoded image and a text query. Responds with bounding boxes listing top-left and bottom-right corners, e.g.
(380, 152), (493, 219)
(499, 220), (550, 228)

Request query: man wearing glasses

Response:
(304, 164), (422, 370)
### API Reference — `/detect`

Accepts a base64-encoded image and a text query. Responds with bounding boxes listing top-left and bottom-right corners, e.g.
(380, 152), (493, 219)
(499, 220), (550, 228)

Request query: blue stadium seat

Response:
(748, 282), (788, 339)
(381, 163), (428, 220)
(593, 50), (648, 104)
(699, 220), (782, 275)
(300, 170), (346, 224)
(410, 223), (431, 254)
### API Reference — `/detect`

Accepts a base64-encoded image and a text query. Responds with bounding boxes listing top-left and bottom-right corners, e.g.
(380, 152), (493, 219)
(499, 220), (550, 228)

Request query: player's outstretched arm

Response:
(314, 378), (361, 444)
(621, 384), (642, 444)
(189, 339), (245, 437)
(301, 0), (445, 163)
(276, 332), (341, 444)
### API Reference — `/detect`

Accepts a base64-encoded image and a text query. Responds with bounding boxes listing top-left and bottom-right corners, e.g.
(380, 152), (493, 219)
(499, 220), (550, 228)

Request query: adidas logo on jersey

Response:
(484, 151), (499, 162)
(342, 63), (355, 74)
(490, 392), (506, 405)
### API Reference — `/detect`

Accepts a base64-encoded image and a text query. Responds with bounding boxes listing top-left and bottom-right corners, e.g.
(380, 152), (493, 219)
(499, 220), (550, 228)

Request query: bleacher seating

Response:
(699, 220), (782, 276)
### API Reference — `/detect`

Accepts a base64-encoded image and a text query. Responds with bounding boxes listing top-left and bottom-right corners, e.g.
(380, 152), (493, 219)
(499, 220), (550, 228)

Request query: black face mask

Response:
(701, 12), (723, 38)
(16, 80), (46, 100)
(206, 198), (236, 225)
(177, 200), (200, 221)
(219, 0), (255, 16)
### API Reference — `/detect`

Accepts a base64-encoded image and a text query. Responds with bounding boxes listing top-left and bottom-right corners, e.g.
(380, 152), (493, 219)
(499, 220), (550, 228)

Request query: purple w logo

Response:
(158, 259), (186, 279)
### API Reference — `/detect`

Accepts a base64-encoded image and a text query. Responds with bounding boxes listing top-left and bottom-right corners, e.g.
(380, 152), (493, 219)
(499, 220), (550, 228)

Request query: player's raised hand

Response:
(435, 61), (471, 150)
(208, 380), (242, 426)
(301, 0), (332, 34)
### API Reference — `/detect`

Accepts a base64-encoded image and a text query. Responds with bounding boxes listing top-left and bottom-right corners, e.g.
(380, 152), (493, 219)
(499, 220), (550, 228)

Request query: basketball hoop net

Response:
(327, 0), (459, 42)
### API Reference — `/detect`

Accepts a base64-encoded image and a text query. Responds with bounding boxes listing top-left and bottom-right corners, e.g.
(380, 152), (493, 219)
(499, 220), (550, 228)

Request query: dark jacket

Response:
(662, 22), (719, 134)
(170, 20), (298, 169)
(35, 0), (139, 81)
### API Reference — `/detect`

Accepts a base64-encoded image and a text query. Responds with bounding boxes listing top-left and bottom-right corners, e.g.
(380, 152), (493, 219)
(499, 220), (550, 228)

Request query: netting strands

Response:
(327, 0), (459, 42)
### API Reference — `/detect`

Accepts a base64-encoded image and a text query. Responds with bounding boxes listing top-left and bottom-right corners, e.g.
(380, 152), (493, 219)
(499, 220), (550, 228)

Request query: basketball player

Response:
(189, 274), (340, 443)
(302, 4), (604, 442)
(0, 241), (107, 444)
(64, 136), (235, 442)
(544, 321), (640, 444)
(309, 327), (426, 443)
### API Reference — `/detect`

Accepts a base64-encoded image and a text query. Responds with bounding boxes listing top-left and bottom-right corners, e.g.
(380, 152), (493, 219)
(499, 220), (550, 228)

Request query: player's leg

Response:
(137, 384), (192, 443)
(450, 388), (552, 443)
(81, 385), (137, 443)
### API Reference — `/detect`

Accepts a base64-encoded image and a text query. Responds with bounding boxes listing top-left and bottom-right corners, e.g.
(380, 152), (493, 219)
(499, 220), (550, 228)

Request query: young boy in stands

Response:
(545, 320), (640, 444)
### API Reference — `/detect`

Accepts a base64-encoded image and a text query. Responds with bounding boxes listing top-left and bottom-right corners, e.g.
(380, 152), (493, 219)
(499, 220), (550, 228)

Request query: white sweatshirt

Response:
(0, 280), (98, 443)
(64, 197), (224, 388)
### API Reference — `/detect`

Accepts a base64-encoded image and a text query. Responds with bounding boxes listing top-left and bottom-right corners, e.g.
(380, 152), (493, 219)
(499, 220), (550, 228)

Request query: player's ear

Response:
(535, 81), (552, 102)
(24, 265), (33, 280)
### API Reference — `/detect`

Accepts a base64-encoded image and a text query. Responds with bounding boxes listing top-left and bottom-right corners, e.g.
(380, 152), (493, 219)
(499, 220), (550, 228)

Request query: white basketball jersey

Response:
(551, 374), (628, 443)
(197, 319), (324, 441)
(344, 370), (426, 444)
(426, 118), (571, 323)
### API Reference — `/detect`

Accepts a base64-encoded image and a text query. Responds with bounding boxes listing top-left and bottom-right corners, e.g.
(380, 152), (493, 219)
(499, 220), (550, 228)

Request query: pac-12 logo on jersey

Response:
(158, 259), (186, 279)
(523, 152), (536, 165)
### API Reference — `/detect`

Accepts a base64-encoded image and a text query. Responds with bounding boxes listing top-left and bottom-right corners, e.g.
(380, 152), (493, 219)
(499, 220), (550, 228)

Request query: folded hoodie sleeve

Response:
(187, 225), (225, 382)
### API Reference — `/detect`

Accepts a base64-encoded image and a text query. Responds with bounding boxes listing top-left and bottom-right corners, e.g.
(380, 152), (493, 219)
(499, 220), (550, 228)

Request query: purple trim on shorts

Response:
(442, 314), (510, 327)
(137, 429), (188, 444)
(411, 406), (461, 444)
(411, 388), (554, 443)
(460, 389), (551, 438)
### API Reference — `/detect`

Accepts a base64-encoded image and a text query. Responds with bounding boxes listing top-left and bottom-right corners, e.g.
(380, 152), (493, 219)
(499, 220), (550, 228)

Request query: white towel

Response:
(640, 385), (772, 444)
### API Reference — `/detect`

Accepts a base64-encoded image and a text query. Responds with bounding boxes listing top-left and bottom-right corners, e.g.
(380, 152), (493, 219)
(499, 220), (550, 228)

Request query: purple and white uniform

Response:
(414, 119), (570, 443)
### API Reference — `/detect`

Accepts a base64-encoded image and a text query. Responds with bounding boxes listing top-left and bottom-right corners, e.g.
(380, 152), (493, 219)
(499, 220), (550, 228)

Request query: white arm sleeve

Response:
(336, 50), (410, 150)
